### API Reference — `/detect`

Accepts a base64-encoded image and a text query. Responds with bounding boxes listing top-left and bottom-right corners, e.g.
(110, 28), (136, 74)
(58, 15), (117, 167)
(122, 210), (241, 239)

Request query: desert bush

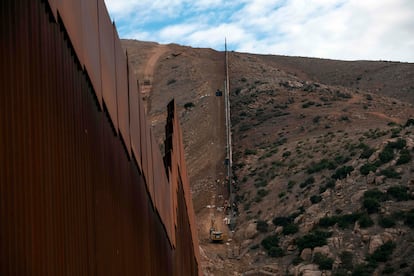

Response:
(272, 216), (292, 227)
(167, 79), (177, 85)
(387, 185), (409, 201)
(268, 246), (284, 257)
(256, 220), (269, 233)
(367, 241), (396, 263)
(254, 179), (267, 188)
(340, 251), (354, 271)
(310, 195), (322, 204)
(261, 234), (279, 250)
(404, 209), (414, 228)
(307, 159), (336, 174)
(380, 168), (401, 179)
(244, 148), (257, 156)
(404, 118), (414, 127)
(257, 189), (269, 198)
(378, 215), (396, 228)
(313, 252), (334, 270)
(282, 151), (291, 158)
(358, 213), (374, 228)
(184, 102), (195, 109)
(302, 101), (315, 108)
(296, 230), (332, 251)
(300, 176), (315, 188)
(397, 149), (411, 165)
(239, 123), (252, 132)
(360, 163), (378, 175)
(379, 146), (395, 164)
(283, 223), (299, 235)
(292, 256), (303, 265)
(388, 138), (406, 150)
(364, 189), (387, 201)
(363, 198), (380, 214)
(287, 180), (296, 189)
(360, 146), (375, 159)
(332, 166), (354, 180)
(319, 213), (362, 229)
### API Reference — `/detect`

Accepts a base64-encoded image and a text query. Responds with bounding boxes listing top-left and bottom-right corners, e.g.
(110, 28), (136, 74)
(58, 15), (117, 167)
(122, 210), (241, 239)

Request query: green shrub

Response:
(287, 180), (296, 189)
(272, 216), (292, 226)
(292, 256), (303, 265)
(167, 79), (177, 85)
(296, 230), (332, 251)
(352, 263), (375, 276)
(254, 179), (267, 188)
(358, 213), (374, 228)
(378, 215), (396, 228)
(404, 118), (414, 127)
(380, 168), (401, 179)
(313, 252), (334, 270)
(379, 146), (395, 163)
(283, 223), (299, 235)
(360, 147), (375, 159)
(404, 209), (414, 228)
(388, 138), (406, 150)
(364, 189), (387, 201)
(340, 251), (354, 271)
(332, 166), (354, 180)
(397, 149), (411, 165)
(257, 189), (269, 198)
(268, 246), (284, 257)
(387, 185), (409, 201)
(310, 195), (322, 204)
(261, 234), (279, 250)
(360, 163), (378, 175)
(367, 241), (396, 263)
(282, 151), (291, 158)
(244, 148), (257, 155)
(256, 220), (269, 233)
(300, 176), (315, 188)
(184, 102), (195, 109)
(307, 159), (336, 174)
(363, 198), (380, 214)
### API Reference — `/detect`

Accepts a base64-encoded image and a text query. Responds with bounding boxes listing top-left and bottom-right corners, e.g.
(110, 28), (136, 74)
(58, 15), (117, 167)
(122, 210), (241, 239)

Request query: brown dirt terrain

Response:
(123, 39), (414, 275)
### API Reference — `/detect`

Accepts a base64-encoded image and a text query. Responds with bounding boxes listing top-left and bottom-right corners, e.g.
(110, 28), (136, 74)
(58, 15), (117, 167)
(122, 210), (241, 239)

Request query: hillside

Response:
(122, 39), (414, 275)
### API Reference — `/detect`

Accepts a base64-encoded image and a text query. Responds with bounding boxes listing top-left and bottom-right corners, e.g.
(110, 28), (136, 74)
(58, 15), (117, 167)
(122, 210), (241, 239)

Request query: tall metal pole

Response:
(224, 38), (234, 228)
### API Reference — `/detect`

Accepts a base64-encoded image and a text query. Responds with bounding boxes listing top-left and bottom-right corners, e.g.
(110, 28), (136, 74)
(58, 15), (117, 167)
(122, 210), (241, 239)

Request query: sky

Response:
(104, 0), (414, 62)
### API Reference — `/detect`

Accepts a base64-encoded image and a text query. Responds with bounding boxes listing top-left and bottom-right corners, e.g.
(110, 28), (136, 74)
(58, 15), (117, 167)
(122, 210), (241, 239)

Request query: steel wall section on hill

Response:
(1, 0), (200, 275)
(128, 61), (142, 169)
(114, 27), (131, 157)
(98, 0), (118, 131)
(81, 0), (103, 109)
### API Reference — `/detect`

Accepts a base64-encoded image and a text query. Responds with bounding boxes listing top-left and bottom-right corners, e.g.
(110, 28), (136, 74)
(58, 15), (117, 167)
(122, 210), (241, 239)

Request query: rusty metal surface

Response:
(1, 0), (201, 275)
(81, 0), (103, 108)
(60, 0), (84, 65)
(98, 0), (118, 131)
(128, 61), (142, 170)
(114, 27), (131, 157)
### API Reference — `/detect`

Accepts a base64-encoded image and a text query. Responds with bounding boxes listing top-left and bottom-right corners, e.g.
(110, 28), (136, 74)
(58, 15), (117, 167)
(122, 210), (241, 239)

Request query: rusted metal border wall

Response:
(0, 0), (200, 275)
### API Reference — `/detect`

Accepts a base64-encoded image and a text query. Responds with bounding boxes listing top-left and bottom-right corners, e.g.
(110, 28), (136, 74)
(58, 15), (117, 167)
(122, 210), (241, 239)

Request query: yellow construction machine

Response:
(209, 219), (224, 242)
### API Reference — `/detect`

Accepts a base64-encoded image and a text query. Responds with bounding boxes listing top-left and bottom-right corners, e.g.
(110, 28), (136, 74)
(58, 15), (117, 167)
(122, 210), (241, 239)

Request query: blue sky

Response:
(104, 0), (414, 62)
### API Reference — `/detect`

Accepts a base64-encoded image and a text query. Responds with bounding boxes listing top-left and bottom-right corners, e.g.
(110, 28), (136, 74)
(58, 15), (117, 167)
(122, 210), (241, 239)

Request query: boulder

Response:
(244, 223), (258, 239)
(369, 235), (383, 254)
(297, 264), (322, 276)
(300, 248), (313, 262)
(327, 237), (342, 249)
(313, 245), (333, 258)
(275, 226), (283, 235)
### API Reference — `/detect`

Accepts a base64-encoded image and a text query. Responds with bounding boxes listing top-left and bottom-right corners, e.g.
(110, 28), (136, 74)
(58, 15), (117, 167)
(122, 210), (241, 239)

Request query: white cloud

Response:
(104, 0), (414, 62)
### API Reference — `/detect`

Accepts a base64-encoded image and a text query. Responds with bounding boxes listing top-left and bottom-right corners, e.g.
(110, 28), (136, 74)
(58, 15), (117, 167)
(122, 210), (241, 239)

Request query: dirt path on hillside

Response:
(140, 45), (168, 112)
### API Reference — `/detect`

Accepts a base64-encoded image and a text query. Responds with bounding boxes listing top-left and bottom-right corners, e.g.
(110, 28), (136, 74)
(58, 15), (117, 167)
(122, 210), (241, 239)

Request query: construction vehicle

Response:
(209, 219), (224, 242)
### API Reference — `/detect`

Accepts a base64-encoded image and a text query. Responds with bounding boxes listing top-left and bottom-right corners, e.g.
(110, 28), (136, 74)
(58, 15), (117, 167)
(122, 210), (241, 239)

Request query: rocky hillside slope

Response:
(122, 39), (414, 275)
(228, 52), (414, 275)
